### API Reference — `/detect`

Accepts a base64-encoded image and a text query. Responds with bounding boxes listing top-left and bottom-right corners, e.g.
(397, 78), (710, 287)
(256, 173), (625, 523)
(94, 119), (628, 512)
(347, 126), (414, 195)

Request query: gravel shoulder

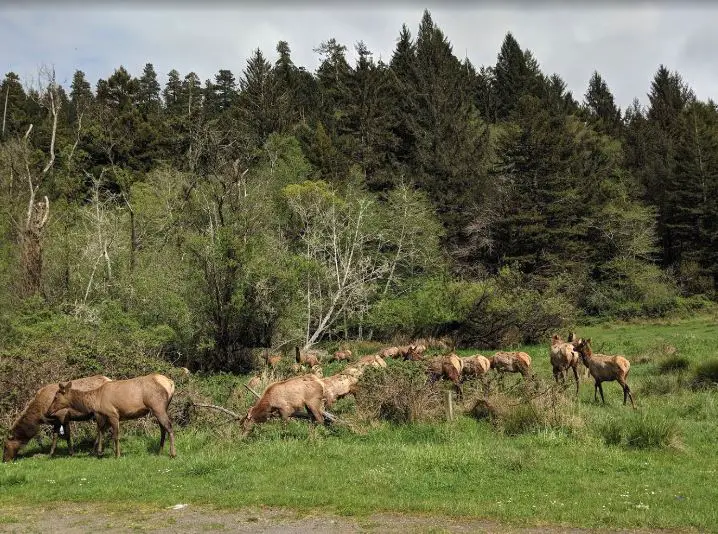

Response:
(0, 502), (689, 534)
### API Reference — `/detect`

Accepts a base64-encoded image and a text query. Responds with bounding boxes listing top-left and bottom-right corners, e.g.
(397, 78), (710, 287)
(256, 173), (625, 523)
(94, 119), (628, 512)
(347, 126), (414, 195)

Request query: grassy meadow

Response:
(2, 314), (718, 531)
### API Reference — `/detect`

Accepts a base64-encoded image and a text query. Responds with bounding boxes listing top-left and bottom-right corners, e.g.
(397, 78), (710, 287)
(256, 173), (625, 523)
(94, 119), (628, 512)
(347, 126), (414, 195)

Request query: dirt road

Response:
(0, 502), (683, 533)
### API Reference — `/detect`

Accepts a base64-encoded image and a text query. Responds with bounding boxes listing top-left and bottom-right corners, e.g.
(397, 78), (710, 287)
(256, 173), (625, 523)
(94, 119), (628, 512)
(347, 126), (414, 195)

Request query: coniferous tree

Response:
(583, 71), (622, 136)
(138, 63), (161, 115)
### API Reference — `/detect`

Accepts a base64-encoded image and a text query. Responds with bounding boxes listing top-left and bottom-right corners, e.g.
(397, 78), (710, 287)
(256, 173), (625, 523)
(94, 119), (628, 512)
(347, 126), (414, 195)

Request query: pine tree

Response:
(69, 70), (93, 125)
(583, 71), (622, 136)
(138, 63), (161, 115)
(1, 72), (29, 138)
(493, 32), (545, 121)
(237, 48), (282, 146)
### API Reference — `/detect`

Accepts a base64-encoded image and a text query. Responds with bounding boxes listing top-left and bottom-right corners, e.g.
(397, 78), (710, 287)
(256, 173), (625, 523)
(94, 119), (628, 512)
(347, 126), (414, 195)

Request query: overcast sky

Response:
(2, 2), (716, 111)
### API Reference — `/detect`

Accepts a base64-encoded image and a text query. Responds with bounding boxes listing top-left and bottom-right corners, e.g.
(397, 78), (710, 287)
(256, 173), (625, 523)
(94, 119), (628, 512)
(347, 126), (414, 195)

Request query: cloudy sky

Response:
(2, 2), (716, 110)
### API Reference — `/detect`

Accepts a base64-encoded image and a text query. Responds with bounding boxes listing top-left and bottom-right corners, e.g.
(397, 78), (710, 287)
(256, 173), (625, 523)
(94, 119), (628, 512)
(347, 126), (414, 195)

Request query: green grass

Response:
(2, 314), (718, 531)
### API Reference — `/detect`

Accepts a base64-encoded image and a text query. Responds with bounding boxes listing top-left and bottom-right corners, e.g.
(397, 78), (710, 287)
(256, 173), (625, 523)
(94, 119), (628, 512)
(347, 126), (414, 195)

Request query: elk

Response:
(265, 351), (282, 368)
(295, 346), (321, 367)
(47, 374), (176, 458)
(241, 374), (326, 435)
(550, 334), (581, 394)
(330, 348), (352, 362)
(427, 353), (464, 399)
(3, 375), (111, 462)
(489, 351), (533, 378)
(378, 346), (401, 359)
(460, 354), (491, 380)
(574, 339), (635, 408)
(353, 354), (388, 370)
(321, 373), (360, 407)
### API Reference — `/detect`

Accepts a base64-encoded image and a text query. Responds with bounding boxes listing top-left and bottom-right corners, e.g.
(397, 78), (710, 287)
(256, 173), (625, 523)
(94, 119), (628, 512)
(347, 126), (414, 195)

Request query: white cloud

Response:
(1, 5), (716, 108)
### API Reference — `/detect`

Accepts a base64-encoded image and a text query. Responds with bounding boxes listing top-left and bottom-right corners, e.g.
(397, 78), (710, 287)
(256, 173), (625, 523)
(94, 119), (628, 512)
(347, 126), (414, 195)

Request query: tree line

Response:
(0, 10), (715, 372)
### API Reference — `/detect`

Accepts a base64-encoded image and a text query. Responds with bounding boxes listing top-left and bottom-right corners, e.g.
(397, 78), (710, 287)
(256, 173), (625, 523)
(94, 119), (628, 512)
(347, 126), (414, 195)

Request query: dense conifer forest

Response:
(1, 10), (715, 375)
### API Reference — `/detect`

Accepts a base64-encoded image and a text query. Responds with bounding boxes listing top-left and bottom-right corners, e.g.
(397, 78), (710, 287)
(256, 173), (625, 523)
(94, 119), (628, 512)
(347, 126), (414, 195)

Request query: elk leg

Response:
(620, 380), (635, 409)
(305, 402), (325, 425)
(593, 380), (599, 402)
(597, 382), (606, 404)
(571, 366), (580, 395)
(109, 418), (121, 458)
(65, 422), (73, 456)
(49, 422), (60, 457)
(153, 410), (176, 458)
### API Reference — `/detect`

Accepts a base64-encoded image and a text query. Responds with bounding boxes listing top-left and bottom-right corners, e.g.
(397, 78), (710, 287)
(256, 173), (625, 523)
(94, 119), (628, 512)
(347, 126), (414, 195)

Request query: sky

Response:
(1, 2), (716, 111)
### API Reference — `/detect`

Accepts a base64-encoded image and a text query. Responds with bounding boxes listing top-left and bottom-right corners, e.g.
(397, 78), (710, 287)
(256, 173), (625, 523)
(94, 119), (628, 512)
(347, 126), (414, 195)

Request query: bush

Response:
(640, 374), (689, 396)
(693, 359), (718, 388)
(657, 355), (691, 373)
(597, 412), (680, 449)
(354, 360), (443, 424)
(457, 267), (575, 348)
(469, 384), (584, 437)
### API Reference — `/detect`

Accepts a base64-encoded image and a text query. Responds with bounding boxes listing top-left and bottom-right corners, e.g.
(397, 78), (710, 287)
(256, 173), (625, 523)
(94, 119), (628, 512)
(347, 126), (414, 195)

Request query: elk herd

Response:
(3, 334), (635, 462)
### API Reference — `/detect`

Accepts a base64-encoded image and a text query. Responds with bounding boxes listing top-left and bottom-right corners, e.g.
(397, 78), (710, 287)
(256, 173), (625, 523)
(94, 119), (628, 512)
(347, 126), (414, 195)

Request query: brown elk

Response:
(321, 373), (360, 407)
(48, 374), (176, 458)
(574, 339), (635, 408)
(330, 348), (353, 362)
(295, 346), (321, 367)
(265, 351), (282, 368)
(378, 346), (401, 359)
(460, 354), (491, 380)
(3, 375), (111, 462)
(489, 351), (533, 378)
(427, 353), (464, 399)
(241, 374), (326, 435)
(550, 334), (581, 394)
(353, 354), (388, 370)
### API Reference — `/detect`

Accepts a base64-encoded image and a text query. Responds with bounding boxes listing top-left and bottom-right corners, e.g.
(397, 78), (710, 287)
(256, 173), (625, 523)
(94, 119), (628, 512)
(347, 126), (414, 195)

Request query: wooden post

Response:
(445, 390), (454, 421)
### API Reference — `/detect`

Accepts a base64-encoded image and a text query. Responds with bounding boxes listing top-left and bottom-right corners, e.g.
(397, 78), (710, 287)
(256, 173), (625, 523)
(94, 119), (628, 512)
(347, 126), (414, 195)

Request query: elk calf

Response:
(295, 346), (321, 367)
(574, 339), (635, 408)
(48, 374), (176, 458)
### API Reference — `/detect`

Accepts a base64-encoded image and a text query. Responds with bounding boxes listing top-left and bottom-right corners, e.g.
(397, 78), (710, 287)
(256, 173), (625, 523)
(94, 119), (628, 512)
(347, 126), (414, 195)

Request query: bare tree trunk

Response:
(2, 81), (8, 137)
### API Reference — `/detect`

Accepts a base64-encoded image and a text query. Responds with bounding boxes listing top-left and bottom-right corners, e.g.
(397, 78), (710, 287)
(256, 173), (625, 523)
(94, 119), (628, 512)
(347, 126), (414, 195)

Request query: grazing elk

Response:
(321, 373), (360, 407)
(460, 354), (491, 380)
(330, 348), (353, 362)
(3, 375), (111, 462)
(550, 334), (581, 394)
(489, 351), (533, 378)
(265, 351), (282, 369)
(241, 374), (326, 435)
(574, 339), (635, 408)
(48, 374), (176, 458)
(427, 353), (464, 399)
(295, 346), (321, 367)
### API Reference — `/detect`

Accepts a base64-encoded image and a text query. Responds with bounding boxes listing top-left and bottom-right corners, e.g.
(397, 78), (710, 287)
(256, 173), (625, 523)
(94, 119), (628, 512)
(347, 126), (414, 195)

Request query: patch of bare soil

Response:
(0, 503), (687, 534)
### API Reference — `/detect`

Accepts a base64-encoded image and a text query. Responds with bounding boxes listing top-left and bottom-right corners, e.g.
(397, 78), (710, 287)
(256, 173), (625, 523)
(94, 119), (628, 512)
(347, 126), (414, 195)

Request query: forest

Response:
(1, 9), (716, 381)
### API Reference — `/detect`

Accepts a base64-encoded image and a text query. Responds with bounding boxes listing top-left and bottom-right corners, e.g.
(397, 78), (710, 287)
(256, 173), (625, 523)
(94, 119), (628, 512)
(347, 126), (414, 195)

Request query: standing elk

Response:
(3, 375), (112, 462)
(574, 339), (635, 408)
(48, 374), (177, 458)
(241, 374), (327, 435)
(550, 334), (581, 394)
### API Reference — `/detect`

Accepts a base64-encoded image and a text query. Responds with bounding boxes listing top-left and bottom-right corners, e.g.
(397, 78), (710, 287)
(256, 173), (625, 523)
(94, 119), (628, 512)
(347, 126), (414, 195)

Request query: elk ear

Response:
(59, 382), (72, 393)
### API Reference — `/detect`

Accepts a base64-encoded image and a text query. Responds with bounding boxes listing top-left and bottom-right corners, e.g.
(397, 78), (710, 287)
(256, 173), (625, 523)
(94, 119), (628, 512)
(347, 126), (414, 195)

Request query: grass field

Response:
(2, 314), (718, 531)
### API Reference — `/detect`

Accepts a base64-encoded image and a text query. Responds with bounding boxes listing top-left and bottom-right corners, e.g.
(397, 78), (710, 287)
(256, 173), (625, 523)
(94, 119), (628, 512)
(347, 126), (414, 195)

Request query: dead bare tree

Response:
(17, 66), (60, 298)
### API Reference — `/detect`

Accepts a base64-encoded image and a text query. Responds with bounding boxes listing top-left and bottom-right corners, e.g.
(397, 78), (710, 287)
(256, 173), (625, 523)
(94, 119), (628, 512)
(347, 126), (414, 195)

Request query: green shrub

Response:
(693, 359), (718, 388)
(657, 355), (691, 373)
(354, 360), (442, 424)
(597, 412), (680, 449)
(640, 374), (689, 396)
